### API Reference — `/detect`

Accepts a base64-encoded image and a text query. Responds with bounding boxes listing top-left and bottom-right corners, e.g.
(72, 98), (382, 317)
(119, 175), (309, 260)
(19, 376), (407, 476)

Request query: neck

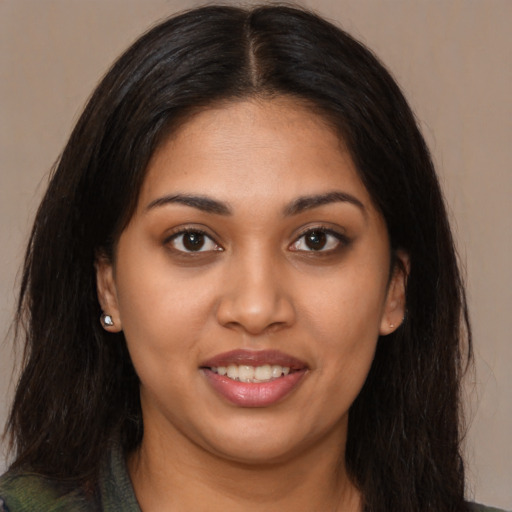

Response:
(128, 419), (362, 512)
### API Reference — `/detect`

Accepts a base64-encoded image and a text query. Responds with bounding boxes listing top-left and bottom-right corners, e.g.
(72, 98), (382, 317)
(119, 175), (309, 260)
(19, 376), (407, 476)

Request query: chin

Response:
(214, 441), (303, 467)
(200, 416), (331, 466)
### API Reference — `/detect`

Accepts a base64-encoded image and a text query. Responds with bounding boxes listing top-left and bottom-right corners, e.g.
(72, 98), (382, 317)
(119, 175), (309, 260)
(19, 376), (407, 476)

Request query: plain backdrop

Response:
(1, 0), (511, 509)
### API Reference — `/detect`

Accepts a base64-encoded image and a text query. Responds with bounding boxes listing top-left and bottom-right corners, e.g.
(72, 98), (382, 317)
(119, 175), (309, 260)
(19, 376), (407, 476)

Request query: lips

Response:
(200, 349), (308, 407)
(202, 349), (307, 369)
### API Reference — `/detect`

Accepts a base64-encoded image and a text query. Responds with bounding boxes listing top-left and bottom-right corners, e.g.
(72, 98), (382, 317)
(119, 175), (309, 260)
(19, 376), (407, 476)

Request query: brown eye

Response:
(183, 232), (205, 251)
(289, 228), (346, 253)
(169, 230), (221, 253)
(304, 230), (327, 250)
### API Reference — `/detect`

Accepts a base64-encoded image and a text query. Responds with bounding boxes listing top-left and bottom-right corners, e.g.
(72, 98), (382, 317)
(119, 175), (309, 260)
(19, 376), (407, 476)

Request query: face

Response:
(97, 98), (406, 465)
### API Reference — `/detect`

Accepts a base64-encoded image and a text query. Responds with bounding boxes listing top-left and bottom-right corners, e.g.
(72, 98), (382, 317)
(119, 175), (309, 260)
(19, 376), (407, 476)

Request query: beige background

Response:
(1, 0), (510, 508)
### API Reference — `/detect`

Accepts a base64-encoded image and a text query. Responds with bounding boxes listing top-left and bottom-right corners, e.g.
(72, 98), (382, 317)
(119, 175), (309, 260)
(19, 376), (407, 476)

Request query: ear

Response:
(95, 253), (122, 332)
(379, 250), (409, 336)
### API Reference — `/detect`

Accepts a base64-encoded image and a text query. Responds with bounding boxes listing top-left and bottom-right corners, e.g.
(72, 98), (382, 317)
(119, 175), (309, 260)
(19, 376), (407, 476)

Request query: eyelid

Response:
(164, 226), (223, 253)
(289, 225), (350, 252)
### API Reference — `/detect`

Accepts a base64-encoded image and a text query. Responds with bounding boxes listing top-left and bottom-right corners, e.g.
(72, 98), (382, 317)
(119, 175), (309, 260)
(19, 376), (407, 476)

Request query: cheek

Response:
(302, 263), (388, 339)
(113, 250), (219, 373)
(116, 277), (214, 416)
(298, 261), (387, 384)
(118, 282), (213, 354)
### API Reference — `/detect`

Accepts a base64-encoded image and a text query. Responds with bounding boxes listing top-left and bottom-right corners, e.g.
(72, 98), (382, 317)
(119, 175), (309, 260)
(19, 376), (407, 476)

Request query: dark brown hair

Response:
(5, 5), (471, 511)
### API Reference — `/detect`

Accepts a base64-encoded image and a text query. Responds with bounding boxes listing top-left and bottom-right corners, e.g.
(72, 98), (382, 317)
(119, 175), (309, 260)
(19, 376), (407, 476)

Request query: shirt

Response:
(0, 446), (508, 511)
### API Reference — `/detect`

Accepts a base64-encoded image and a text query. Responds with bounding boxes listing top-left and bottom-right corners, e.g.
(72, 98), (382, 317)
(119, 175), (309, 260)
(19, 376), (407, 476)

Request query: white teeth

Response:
(271, 365), (282, 378)
(210, 364), (292, 382)
(238, 365), (254, 383)
(227, 365), (238, 380)
(254, 364), (272, 381)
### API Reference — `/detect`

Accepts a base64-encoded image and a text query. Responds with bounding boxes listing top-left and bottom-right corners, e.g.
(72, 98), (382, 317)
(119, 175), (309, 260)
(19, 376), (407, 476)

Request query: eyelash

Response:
(165, 228), (222, 254)
(165, 226), (349, 255)
(289, 227), (349, 253)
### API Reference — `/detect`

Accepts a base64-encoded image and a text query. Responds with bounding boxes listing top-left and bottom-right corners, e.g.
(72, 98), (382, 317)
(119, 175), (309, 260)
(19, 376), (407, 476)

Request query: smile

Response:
(201, 350), (308, 407)
(209, 364), (291, 383)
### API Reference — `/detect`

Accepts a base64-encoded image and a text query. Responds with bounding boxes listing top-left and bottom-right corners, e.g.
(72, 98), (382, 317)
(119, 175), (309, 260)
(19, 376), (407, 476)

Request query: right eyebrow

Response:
(144, 194), (232, 216)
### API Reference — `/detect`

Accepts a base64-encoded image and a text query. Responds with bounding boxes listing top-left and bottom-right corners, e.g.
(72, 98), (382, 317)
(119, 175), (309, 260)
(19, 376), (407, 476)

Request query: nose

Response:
(215, 251), (296, 335)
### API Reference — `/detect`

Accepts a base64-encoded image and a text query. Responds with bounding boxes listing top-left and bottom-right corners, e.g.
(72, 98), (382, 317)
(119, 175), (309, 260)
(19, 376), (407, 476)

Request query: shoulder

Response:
(0, 442), (140, 512)
(0, 471), (94, 512)
(468, 502), (511, 512)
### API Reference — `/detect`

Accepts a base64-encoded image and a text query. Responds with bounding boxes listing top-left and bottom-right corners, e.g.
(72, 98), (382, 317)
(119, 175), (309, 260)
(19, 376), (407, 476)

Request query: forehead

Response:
(138, 97), (375, 214)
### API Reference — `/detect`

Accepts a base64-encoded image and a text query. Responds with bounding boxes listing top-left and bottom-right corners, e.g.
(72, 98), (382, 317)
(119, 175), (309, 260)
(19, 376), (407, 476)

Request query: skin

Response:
(96, 97), (407, 511)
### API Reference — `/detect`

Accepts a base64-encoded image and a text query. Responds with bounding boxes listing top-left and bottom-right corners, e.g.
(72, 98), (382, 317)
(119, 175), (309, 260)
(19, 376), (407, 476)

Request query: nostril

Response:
(215, 292), (296, 334)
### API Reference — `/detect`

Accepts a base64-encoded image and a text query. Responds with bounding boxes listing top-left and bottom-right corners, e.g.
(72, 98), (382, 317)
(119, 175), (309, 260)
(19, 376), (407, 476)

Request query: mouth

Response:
(200, 350), (308, 407)
(208, 364), (293, 383)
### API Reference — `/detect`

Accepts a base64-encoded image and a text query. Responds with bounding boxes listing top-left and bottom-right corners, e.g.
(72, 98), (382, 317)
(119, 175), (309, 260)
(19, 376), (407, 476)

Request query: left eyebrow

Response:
(145, 194), (232, 215)
(283, 191), (366, 217)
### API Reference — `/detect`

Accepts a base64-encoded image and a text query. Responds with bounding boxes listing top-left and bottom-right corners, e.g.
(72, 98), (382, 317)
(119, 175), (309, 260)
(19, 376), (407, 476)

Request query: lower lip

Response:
(202, 369), (307, 407)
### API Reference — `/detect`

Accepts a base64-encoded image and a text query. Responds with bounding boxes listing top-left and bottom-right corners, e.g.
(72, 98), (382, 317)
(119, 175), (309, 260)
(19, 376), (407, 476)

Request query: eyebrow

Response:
(145, 194), (232, 215)
(283, 191), (366, 217)
(145, 190), (366, 217)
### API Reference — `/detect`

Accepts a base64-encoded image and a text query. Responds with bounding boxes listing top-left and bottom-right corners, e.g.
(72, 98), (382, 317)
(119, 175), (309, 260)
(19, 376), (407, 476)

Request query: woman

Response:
(0, 4), (505, 512)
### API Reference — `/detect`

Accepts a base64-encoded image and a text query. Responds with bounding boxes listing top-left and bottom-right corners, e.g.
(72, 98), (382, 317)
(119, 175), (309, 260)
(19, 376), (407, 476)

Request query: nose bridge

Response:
(216, 242), (295, 334)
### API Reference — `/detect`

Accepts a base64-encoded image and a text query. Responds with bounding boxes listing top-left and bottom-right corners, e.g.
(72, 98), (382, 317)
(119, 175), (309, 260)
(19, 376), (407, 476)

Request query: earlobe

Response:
(379, 250), (409, 336)
(95, 254), (122, 332)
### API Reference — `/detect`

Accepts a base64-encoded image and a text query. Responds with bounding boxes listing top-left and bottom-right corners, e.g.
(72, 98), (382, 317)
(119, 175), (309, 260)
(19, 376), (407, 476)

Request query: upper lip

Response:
(201, 349), (308, 370)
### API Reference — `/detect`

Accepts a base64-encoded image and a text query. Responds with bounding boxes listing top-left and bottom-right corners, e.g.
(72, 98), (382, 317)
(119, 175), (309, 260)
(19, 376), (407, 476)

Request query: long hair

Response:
(5, 5), (471, 511)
